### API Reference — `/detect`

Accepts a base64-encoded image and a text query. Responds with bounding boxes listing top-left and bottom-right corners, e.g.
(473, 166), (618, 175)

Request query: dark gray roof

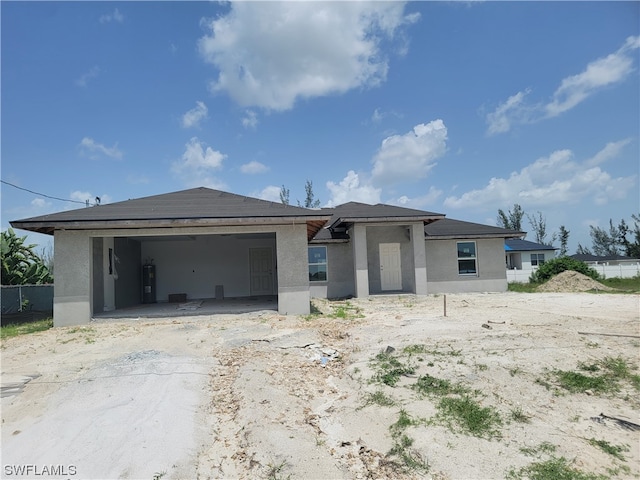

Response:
(11, 187), (331, 237)
(326, 202), (444, 229)
(505, 238), (557, 252)
(424, 218), (524, 239)
(570, 253), (637, 262)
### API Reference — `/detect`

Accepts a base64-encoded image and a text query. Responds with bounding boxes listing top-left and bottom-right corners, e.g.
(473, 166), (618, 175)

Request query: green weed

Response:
(587, 438), (629, 461)
(436, 395), (502, 438)
(370, 351), (416, 387)
(361, 390), (396, 408)
(507, 456), (607, 480)
(1, 318), (53, 339)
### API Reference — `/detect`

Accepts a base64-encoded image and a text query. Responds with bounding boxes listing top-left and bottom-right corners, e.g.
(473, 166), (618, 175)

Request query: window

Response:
(457, 241), (477, 275)
(308, 246), (327, 282)
(531, 253), (545, 266)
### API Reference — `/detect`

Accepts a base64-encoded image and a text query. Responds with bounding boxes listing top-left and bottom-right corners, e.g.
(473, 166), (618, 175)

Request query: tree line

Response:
(497, 203), (640, 258)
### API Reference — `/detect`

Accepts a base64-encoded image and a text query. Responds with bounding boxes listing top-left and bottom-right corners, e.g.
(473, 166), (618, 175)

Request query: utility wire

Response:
(1, 179), (87, 205)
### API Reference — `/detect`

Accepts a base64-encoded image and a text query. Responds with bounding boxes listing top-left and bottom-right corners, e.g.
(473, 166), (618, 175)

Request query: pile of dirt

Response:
(536, 269), (614, 292)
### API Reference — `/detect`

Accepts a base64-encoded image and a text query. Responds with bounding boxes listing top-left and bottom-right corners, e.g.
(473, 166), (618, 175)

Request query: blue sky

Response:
(2, 1), (639, 254)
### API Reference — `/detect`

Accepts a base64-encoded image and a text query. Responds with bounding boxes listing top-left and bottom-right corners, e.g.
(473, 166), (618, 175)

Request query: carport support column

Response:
(412, 223), (428, 295)
(53, 230), (92, 327)
(275, 224), (310, 315)
(352, 224), (369, 298)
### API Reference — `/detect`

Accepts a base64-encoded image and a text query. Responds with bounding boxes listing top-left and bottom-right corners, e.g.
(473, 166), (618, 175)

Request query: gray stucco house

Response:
(11, 187), (522, 326)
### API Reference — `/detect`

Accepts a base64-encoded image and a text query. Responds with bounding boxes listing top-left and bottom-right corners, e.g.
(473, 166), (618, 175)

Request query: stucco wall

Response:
(309, 242), (354, 299)
(276, 224), (310, 314)
(53, 231), (91, 327)
(425, 237), (508, 293)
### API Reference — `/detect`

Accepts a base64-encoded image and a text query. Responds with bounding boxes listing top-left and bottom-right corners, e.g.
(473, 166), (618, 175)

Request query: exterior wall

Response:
(53, 230), (92, 327)
(276, 224), (310, 315)
(426, 237), (508, 293)
(140, 234), (276, 301)
(509, 249), (555, 270)
(366, 225), (414, 294)
(309, 242), (354, 299)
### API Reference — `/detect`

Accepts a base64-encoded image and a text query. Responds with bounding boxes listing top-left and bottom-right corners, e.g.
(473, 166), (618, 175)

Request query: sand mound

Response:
(537, 269), (614, 293)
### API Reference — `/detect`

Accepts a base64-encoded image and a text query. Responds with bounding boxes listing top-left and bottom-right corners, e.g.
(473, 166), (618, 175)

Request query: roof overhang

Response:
(328, 215), (444, 230)
(11, 215), (332, 241)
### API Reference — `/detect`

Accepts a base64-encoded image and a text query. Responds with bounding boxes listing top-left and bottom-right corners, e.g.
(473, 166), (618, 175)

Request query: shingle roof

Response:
(11, 187), (331, 238)
(505, 238), (557, 252)
(424, 218), (523, 239)
(325, 202), (444, 229)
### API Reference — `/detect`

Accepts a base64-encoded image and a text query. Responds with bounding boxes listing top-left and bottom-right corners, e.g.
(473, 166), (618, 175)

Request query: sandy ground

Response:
(1, 292), (639, 480)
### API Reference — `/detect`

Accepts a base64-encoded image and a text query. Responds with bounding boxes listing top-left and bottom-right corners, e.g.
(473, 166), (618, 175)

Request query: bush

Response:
(529, 257), (600, 283)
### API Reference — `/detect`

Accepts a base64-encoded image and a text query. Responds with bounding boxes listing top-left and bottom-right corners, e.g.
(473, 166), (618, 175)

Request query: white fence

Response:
(507, 263), (640, 283)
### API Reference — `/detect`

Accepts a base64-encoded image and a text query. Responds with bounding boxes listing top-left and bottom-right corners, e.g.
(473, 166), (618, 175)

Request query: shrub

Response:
(529, 257), (600, 283)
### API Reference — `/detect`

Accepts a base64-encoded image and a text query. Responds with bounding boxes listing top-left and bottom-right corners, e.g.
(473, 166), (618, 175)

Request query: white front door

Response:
(250, 247), (274, 295)
(380, 243), (402, 291)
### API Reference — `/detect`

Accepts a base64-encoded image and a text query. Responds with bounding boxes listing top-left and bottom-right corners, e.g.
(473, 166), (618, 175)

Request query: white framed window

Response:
(531, 253), (545, 266)
(308, 246), (327, 282)
(457, 241), (477, 275)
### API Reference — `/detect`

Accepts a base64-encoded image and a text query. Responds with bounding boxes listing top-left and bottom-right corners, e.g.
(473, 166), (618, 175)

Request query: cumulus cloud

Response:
(584, 138), (632, 167)
(325, 170), (381, 207)
(254, 185), (283, 203)
(443, 143), (636, 210)
(486, 36), (640, 134)
(181, 101), (208, 128)
(371, 119), (448, 185)
(75, 66), (100, 87)
(78, 137), (122, 160)
(172, 137), (226, 189)
(99, 8), (124, 24)
(198, 2), (419, 110)
(388, 187), (443, 209)
(240, 160), (269, 174)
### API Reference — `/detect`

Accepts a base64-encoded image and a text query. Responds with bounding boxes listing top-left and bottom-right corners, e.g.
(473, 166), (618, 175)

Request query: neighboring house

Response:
(505, 238), (557, 270)
(11, 187), (523, 326)
(569, 253), (639, 266)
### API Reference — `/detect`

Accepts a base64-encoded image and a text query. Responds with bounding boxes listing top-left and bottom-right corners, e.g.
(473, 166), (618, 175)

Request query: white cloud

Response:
(75, 66), (100, 87)
(486, 36), (640, 134)
(254, 185), (282, 203)
(585, 138), (632, 167)
(388, 187), (443, 209)
(325, 170), (381, 207)
(371, 119), (448, 185)
(545, 36), (639, 118)
(172, 137), (226, 189)
(69, 191), (112, 206)
(443, 144), (636, 210)
(78, 137), (122, 160)
(242, 110), (259, 129)
(181, 101), (208, 129)
(240, 160), (269, 174)
(30, 198), (51, 209)
(99, 8), (124, 24)
(198, 2), (419, 110)
(485, 89), (530, 135)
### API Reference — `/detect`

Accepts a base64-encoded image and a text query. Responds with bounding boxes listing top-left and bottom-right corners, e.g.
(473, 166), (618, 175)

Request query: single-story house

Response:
(505, 238), (557, 270)
(11, 187), (523, 326)
(570, 253), (640, 266)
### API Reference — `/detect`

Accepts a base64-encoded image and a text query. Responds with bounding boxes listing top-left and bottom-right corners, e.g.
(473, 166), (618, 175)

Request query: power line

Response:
(1, 179), (87, 205)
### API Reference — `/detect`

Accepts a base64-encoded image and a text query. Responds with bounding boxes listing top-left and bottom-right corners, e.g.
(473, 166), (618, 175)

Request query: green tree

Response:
(300, 180), (321, 208)
(497, 204), (525, 231)
(526, 211), (557, 246)
(279, 185), (290, 205)
(1, 228), (53, 285)
(558, 225), (570, 257)
(589, 220), (621, 256)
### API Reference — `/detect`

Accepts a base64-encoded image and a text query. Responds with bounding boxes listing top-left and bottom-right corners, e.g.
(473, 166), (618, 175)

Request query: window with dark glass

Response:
(457, 241), (477, 275)
(531, 253), (545, 266)
(308, 246), (327, 282)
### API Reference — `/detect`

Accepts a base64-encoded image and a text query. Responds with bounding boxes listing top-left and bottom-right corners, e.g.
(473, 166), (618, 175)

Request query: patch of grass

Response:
(552, 356), (638, 394)
(510, 406), (531, 423)
(1, 318), (53, 339)
(370, 350), (416, 387)
(507, 456), (607, 480)
(411, 374), (469, 397)
(361, 390), (396, 408)
(386, 410), (430, 474)
(600, 275), (640, 293)
(436, 395), (502, 438)
(508, 282), (538, 293)
(587, 438), (629, 461)
(329, 301), (364, 320)
(519, 442), (557, 457)
(402, 344), (428, 355)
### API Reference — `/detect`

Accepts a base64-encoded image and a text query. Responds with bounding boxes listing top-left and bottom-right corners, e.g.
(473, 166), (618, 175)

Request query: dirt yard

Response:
(1, 292), (639, 480)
